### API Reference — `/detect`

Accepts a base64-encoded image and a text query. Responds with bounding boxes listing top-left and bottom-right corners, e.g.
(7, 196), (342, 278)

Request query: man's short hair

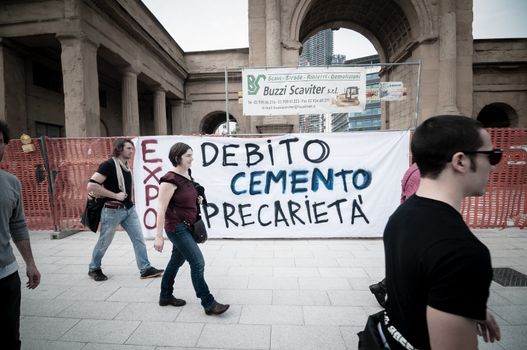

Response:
(0, 120), (10, 144)
(112, 138), (134, 158)
(411, 115), (484, 178)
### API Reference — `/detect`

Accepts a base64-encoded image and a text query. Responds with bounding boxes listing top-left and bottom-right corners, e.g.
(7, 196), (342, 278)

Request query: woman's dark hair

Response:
(0, 120), (10, 144)
(112, 138), (134, 158)
(168, 142), (192, 167)
(411, 115), (484, 178)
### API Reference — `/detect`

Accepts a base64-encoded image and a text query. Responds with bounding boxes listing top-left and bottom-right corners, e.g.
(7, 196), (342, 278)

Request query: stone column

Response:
(265, 0), (281, 66)
(437, 0), (460, 115)
(153, 87), (167, 135)
(121, 66), (140, 136)
(57, 34), (100, 137)
(170, 99), (184, 135)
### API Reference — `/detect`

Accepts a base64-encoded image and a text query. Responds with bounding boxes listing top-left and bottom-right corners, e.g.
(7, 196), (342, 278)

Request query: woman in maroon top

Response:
(154, 142), (229, 315)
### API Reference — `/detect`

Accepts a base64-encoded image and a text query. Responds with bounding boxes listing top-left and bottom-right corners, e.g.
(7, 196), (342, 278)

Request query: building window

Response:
(32, 62), (63, 93)
(35, 122), (64, 137)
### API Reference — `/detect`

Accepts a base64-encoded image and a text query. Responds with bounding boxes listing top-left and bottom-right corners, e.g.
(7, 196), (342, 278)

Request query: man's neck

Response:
(416, 177), (465, 212)
(117, 156), (128, 165)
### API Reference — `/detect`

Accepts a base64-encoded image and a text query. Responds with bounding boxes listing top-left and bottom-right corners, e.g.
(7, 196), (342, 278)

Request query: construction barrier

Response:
(1, 130), (525, 232)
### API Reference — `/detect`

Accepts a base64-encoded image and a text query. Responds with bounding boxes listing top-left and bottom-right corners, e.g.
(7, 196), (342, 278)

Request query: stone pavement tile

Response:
(21, 284), (68, 300)
(107, 287), (159, 302)
(240, 305), (303, 325)
(362, 266), (385, 280)
(315, 250), (354, 259)
(60, 319), (140, 344)
(57, 301), (128, 319)
(205, 275), (249, 289)
(248, 276), (298, 290)
(176, 303), (242, 324)
(21, 298), (74, 317)
(492, 287), (527, 305)
(272, 290), (330, 306)
(126, 321), (203, 347)
(205, 266), (231, 276)
(490, 305), (527, 325)
(274, 267), (319, 277)
(303, 306), (367, 326)
(115, 302), (181, 322)
(492, 325), (527, 350)
(156, 348), (235, 350)
(236, 249), (274, 258)
(209, 257), (252, 267)
(21, 339), (85, 350)
(298, 277), (350, 290)
(348, 277), (378, 291)
(214, 289), (272, 305)
(39, 272), (94, 287)
(295, 257), (340, 267)
(197, 324), (270, 349)
(270, 325), (346, 350)
(351, 250), (384, 259)
(478, 340), (505, 350)
(251, 257), (295, 267)
(82, 344), (154, 350)
(318, 267), (369, 278)
(327, 290), (379, 306)
(337, 257), (384, 268)
(20, 316), (80, 341)
(57, 285), (121, 301)
(98, 276), (157, 288)
(33, 263), (65, 273)
(488, 289), (517, 306)
(274, 249), (314, 258)
(31, 256), (63, 264)
(340, 326), (363, 350)
(228, 266), (273, 276)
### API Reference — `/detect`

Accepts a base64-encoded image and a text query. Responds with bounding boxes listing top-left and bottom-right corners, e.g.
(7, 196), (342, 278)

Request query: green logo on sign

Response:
(247, 74), (266, 95)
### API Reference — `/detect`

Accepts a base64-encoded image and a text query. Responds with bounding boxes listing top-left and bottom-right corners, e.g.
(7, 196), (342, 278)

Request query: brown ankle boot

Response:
(205, 301), (230, 315)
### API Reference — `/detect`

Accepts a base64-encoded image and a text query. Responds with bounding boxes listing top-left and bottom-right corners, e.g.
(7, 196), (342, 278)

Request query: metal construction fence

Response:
(1, 129), (525, 232)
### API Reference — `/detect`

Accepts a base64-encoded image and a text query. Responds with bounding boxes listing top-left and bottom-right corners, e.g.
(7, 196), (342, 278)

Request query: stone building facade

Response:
(0, 0), (525, 139)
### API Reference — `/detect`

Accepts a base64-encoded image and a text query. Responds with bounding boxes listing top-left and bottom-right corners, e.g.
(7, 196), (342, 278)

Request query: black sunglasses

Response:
(463, 148), (503, 166)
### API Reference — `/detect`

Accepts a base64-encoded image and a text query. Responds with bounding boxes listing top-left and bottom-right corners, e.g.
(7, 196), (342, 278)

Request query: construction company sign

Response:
(132, 131), (410, 239)
(242, 67), (367, 116)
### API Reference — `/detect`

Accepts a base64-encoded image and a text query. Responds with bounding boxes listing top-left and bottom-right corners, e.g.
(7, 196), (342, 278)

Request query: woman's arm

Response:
(154, 182), (177, 252)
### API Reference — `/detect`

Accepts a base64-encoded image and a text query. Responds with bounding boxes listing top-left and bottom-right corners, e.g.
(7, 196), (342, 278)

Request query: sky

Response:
(143, 0), (527, 60)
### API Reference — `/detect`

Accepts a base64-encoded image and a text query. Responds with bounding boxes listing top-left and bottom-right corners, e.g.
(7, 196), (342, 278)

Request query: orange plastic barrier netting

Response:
(1, 140), (54, 230)
(44, 137), (119, 230)
(1, 131), (525, 231)
(461, 128), (526, 228)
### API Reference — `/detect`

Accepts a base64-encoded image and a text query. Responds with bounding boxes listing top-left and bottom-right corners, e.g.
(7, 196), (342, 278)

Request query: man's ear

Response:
(451, 152), (469, 173)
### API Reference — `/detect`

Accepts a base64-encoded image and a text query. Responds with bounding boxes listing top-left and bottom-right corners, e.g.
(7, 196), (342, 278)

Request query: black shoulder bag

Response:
(81, 194), (105, 233)
(189, 180), (208, 243)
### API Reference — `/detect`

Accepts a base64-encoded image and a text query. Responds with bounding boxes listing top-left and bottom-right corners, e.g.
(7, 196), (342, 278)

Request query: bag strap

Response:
(382, 311), (417, 350)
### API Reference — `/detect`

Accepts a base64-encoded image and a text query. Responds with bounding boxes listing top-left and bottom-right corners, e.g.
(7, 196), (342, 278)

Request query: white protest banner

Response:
(242, 67), (366, 116)
(133, 131), (410, 239)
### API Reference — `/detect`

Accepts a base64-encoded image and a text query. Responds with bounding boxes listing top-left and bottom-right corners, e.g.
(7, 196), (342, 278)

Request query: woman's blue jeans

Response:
(161, 223), (214, 308)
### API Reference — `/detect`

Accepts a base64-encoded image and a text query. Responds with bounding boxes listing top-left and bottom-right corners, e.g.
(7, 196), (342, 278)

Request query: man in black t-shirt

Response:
(86, 139), (163, 281)
(382, 115), (502, 349)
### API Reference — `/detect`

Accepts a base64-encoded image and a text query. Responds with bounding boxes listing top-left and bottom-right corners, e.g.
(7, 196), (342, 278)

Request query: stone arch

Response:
(100, 119), (109, 136)
(288, 0), (431, 63)
(199, 111), (237, 135)
(477, 103), (519, 128)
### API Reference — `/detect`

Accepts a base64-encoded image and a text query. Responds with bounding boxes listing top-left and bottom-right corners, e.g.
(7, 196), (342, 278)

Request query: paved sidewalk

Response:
(16, 228), (527, 350)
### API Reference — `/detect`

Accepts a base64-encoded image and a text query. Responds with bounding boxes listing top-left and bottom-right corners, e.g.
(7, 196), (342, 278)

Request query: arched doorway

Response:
(477, 103), (518, 128)
(200, 111), (238, 135)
